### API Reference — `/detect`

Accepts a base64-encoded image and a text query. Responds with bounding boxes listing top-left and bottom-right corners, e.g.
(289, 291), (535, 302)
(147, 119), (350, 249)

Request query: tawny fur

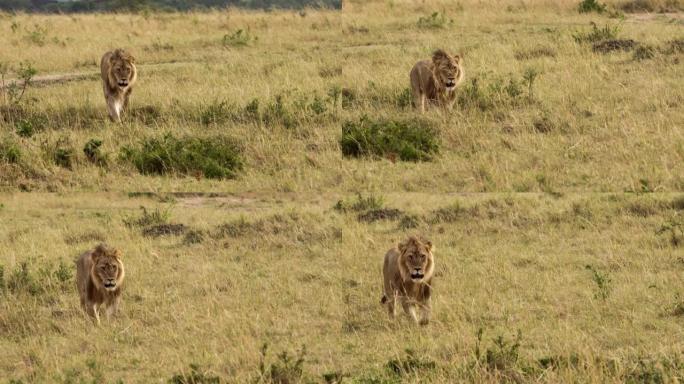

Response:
(100, 49), (137, 123)
(76, 243), (125, 324)
(381, 236), (435, 325)
(410, 49), (464, 114)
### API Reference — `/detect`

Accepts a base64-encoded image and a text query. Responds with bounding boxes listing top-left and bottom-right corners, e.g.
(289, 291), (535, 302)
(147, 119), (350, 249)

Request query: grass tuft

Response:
(169, 364), (220, 384)
(573, 22), (621, 44)
(417, 12), (452, 29)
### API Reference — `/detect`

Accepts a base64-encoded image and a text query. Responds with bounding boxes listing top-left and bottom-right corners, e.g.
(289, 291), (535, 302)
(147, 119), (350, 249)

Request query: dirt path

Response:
(0, 60), (201, 89)
(626, 12), (684, 23)
(1, 72), (99, 89)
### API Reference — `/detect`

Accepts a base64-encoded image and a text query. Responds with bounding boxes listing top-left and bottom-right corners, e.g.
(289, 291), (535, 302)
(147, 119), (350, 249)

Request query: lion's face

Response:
(111, 60), (134, 88)
(108, 50), (136, 89)
(91, 246), (124, 291)
(432, 50), (462, 91)
(398, 236), (434, 283)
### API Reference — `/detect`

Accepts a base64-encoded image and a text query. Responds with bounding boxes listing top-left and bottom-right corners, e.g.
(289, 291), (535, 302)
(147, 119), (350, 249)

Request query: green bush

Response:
(386, 349), (436, 376)
(0, 138), (22, 164)
(199, 100), (235, 125)
(417, 12), (452, 29)
(222, 29), (255, 47)
(573, 22), (620, 44)
(334, 193), (385, 212)
(339, 116), (439, 162)
(578, 0), (607, 13)
(169, 364), (219, 384)
(124, 206), (172, 228)
(633, 44), (655, 60)
(458, 71), (538, 111)
(121, 134), (243, 179)
(39, 137), (75, 169)
(14, 115), (46, 138)
(53, 147), (75, 169)
(2, 261), (73, 297)
(257, 343), (307, 384)
(328, 86), (356, 109)
(83, 139), (108, 166)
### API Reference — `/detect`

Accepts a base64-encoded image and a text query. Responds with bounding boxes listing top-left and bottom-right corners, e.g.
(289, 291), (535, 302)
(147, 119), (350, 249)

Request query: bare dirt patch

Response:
(142, 223), (187, 237)
(593, 39), (638, 53)
(357, 208), (404, 222)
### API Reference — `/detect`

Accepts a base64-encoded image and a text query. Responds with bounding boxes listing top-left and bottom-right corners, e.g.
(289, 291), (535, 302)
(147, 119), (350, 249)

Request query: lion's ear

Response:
(425, 240), (434, 252)
(454, 54), (463, 64)
(398, 240), (407, 253)
(92, 244), (107, 260)
(432, 49), (449, 64)
(113, 249), (123, 259)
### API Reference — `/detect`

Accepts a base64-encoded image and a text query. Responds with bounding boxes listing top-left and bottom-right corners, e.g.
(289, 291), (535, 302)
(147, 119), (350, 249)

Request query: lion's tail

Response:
(380, 295), (387, 304)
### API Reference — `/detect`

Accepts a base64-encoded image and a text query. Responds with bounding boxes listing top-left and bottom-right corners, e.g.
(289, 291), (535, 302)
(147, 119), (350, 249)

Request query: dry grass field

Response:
(0, 0), (683, 382)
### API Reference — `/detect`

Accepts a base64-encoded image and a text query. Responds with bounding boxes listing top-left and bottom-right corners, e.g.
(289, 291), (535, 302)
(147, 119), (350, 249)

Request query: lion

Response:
(381, 236), (435, 325)
(100, 49), (137, 123)
(410, 49), (464, 113)
(76, 243), (125, 324)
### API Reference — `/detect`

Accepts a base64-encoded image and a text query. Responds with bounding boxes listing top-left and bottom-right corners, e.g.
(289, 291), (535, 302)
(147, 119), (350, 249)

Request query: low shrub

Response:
(573, 22), (620, 44)
(169, 364), (220, 384)
(339, 116), (439, 162)
(0, 137), (22, 164)
(222, 29), (256, 47)
(83, 139), (108, 166)
(121, 134), (243, 179)
(334, 193), (385, 212)
(578, 0), (607, 13)
(417, 12), (452, 29)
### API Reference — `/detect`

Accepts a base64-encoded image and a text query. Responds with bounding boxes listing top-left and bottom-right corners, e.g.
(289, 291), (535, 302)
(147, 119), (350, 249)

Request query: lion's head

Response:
(90, 243), (125, 292)
(398, 236), (435, 283)
(432, 49), (463, 91)
(108, 49), (136, 89)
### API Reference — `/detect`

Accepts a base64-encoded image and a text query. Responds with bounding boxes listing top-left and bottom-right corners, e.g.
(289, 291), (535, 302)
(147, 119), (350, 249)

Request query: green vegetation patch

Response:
(0, 137), (22, 164)
(339, 116), (440, 162)
(578, 0), (607, 13)
(121, 134), (243, 179)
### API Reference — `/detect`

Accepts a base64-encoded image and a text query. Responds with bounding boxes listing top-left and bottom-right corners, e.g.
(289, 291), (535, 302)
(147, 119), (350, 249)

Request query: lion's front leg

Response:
(106, 296), (121, 320)
(86, 302), (101, 325)
(386, 293), (397, 318)
(123, 88), (132, 113)
(106, 96), (121, 123)
(413, 93), (426, 114)
(418, 300), (431, 326)
(401, 297), (419, 324)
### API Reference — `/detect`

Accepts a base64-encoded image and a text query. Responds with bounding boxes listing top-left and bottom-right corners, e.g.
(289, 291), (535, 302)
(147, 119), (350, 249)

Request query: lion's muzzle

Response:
(117, 80), (129, 88)
(410, 268), (425, 281)
(103, 280), (117, 290)
(445, 78), (456, 89)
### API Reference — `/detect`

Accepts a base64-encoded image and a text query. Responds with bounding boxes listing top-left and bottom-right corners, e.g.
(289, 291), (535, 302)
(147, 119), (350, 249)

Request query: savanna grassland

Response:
(0, 0), (683, 382)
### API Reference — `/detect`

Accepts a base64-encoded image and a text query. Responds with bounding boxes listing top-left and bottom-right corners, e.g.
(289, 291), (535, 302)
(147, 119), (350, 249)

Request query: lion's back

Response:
(410, 60), (432, 91)
(100, 51), (113, 85)
(75, 250), (93, 296)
